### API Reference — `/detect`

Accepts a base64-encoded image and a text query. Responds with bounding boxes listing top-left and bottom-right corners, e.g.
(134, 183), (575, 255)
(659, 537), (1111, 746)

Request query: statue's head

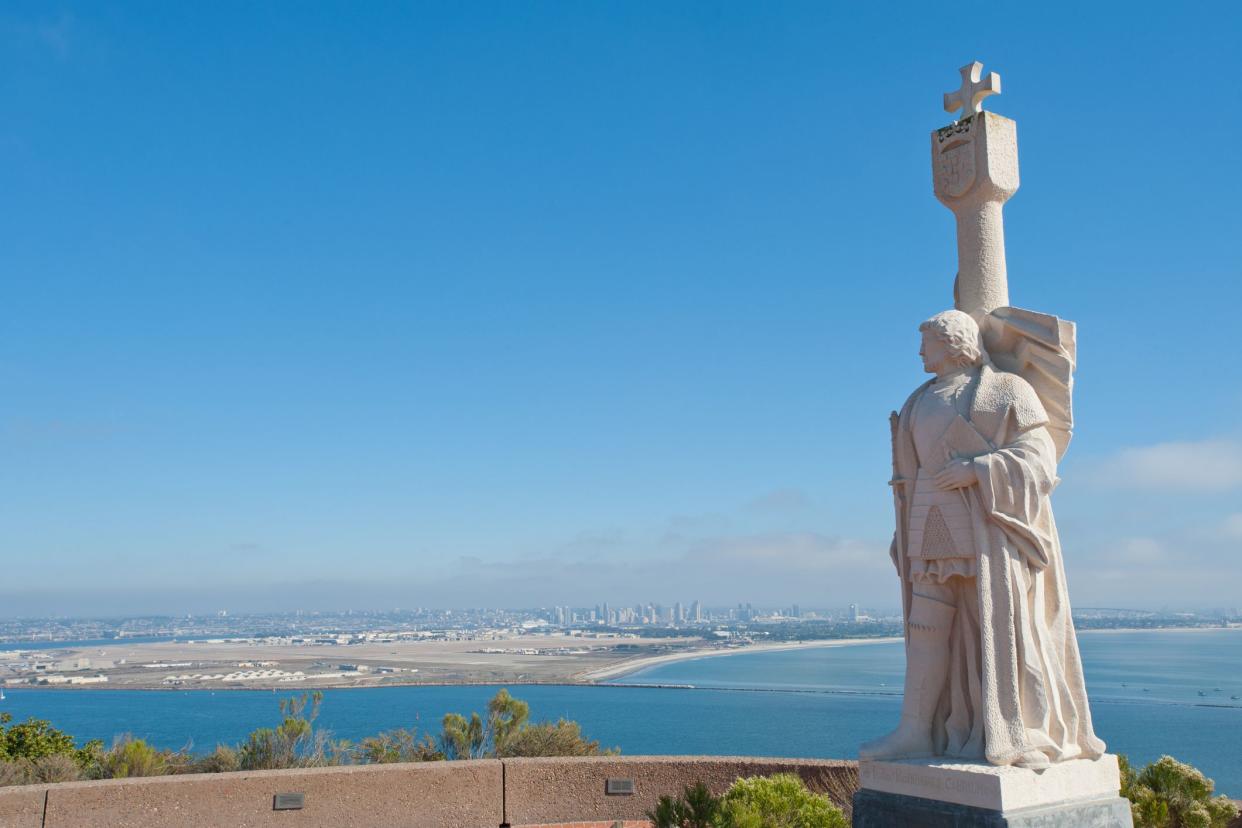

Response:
(919, 310), (984, 375)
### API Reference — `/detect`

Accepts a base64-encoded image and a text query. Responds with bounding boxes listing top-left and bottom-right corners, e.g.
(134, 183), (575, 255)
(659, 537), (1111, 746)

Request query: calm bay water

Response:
(0, 636), (205, 652)
(2, 629), (1238, 795)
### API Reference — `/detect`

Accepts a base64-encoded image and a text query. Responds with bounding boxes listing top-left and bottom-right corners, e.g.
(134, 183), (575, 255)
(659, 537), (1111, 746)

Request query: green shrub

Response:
(0, 712), (101, 771)
(1, 689), (611, 781)
(96, 736), (167, 779)
(238, 691), (346, 770)
(495, 719), (614, 758)
(187, 745), (241, 775)
(648, 781), (720, 828)
(357, 729), (443, 763)
(441, 688), (530, 760)
(648, 775), (846, 828)
(718, 774), (847, 828)
(1120, 754), (1239, 828)
(439, 689), (614, 760)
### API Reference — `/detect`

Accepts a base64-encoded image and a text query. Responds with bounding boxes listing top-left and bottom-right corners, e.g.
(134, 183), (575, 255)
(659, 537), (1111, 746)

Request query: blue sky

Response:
(2, 2), (1240, 616)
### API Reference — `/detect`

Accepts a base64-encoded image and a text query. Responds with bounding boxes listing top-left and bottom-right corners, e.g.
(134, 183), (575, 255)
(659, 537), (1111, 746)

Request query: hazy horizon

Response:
(1, 593), (1232, 623)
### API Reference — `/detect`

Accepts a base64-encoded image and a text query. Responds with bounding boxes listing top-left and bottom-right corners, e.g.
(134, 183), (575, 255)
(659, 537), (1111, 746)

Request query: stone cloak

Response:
(891, 362), (1107, 766)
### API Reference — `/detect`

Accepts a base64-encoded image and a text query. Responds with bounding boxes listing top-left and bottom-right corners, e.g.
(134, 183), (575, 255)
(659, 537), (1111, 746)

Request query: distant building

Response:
(50, 657), (93, 672)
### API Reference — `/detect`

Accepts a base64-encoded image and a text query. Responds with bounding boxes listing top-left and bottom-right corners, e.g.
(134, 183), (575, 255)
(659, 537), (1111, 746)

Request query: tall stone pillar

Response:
(931, 110), (1019, 317)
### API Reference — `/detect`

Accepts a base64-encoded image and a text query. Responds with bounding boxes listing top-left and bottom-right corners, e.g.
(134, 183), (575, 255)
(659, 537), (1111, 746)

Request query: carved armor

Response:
(905, 367), (980, 573)
(907, 471), (975, 561)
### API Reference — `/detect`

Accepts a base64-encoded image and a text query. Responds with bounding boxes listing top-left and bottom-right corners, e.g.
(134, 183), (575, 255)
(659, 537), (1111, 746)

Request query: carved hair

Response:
(919, 310), (985, 368)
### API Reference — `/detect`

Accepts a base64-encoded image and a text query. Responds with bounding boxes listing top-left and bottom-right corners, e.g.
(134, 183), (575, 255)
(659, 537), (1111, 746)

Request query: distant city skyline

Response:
(3, 3), (1240, 616)
(3, 604), (1230, 644)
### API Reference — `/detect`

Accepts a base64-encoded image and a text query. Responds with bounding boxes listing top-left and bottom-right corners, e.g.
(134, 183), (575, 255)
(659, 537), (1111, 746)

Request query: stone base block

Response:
(854, 755), (1133, 827)
(852, 789), (1133, 827)
(858, 755), (1123, 811)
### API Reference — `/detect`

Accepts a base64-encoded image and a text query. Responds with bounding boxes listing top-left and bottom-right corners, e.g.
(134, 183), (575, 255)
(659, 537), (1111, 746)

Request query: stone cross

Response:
(930, 61), (1018, 317)
(943, 61), (1001, 122)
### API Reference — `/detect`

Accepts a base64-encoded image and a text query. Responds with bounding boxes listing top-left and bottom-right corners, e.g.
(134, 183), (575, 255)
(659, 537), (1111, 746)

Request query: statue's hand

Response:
(934, 459), (977, 490)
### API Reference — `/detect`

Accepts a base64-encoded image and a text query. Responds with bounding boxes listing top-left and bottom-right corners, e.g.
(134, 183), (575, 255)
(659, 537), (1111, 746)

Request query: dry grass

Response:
(805, 762), (859, 821)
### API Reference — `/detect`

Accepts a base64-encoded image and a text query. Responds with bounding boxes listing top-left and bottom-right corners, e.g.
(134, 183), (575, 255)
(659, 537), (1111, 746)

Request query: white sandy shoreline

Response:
(576, 636), (905, 682)
(575, 626), (1240, 683)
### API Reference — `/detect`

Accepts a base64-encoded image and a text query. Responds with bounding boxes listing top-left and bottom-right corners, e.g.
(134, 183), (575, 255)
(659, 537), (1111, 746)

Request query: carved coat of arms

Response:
(935, 136), (975, 200)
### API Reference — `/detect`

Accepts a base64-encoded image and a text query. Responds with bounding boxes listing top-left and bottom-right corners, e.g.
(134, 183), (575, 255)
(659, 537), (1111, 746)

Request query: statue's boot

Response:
(859, 594), (955, 760)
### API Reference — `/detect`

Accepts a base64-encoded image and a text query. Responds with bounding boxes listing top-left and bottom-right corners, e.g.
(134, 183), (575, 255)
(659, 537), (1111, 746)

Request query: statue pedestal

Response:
(853, 755), (1133, 827)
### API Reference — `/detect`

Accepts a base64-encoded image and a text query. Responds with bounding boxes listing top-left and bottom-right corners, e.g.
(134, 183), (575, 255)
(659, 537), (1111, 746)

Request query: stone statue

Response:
(859, 309), (1105, 769)
(853, 63), (1132, 826)
(859, 63), (1106, 771)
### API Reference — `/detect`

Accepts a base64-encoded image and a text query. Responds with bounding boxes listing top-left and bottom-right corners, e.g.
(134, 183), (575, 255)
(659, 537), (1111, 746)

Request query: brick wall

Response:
(0, 756), (857, 828)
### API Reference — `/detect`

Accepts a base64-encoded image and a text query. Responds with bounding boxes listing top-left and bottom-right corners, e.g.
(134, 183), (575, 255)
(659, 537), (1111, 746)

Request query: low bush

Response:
(648, 775), (846, 828)
(440, 688), (529, 760)
(237, 691), (349, 770)
(441, 689), (615, 759)
(95, 736), (168, 779)
(1120, 754), (1239, 828)
(648, 781), (720, 828)
(0, 689), (612, 786)
(357, 729), (443, 764)
(29, 754), (83, 783)
(0, 712), (101, 771)
(718, 774), (847, 828)
(0, 759), (34, 787)
(186, 745), (241, 775)
(495, 719), (614, 758)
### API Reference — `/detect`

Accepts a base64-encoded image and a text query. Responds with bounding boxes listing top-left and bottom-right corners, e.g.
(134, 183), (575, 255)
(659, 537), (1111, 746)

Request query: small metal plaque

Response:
(273, 792), (305, 810)
(605, 778), (635, 796)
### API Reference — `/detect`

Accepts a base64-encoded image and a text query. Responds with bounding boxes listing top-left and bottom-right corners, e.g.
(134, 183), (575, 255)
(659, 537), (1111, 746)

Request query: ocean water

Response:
(611, 629), (1242, 793)
(1, 629), (1238, 796)
(0, 636), (202, 652)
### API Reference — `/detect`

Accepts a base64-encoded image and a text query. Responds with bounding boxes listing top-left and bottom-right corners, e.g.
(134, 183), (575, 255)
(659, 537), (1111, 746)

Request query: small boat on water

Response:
(1198, 690), (1207, 697)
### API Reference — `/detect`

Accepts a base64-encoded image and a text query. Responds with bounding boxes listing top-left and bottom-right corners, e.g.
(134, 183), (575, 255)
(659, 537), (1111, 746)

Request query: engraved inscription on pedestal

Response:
(863, 761), (991, 801)
(859, 756), (1123, 813)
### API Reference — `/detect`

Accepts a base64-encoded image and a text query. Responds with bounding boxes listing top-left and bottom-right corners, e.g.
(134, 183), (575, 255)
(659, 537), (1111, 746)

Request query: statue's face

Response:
(920, 330), (951, 375)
